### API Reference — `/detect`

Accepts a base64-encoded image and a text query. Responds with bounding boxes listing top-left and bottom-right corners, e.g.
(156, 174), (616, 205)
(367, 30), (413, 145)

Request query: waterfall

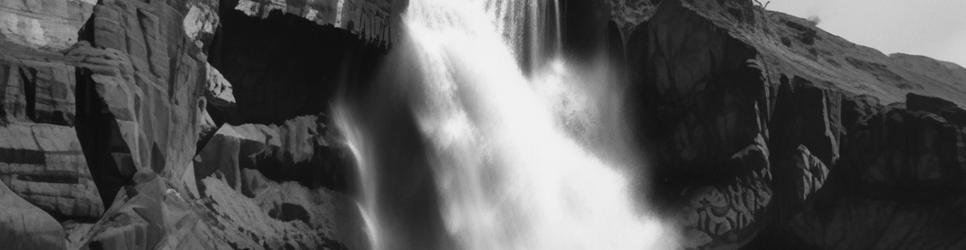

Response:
(482, 0), (561, 73)
(336, 0), (676, 249)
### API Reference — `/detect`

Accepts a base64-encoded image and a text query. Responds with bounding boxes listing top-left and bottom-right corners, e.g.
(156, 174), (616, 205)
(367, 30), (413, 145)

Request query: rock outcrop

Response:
(607, 0), (657, 42)
(0, 122), (103, 218)
(195, 115), (355, 193)
(206, 4), (387, 125)
(0, 0), (95, 51)
(625, 0), (966, 249)
(1, 36), (104, 220)
(0, 0), (386, 249)
(0, 178), (66, 249)
(1, 0), (964, 249)
(232, 0), (395, 47)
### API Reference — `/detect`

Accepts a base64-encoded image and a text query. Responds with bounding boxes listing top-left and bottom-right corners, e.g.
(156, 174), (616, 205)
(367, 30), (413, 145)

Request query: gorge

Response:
(1, 0), (966, 249)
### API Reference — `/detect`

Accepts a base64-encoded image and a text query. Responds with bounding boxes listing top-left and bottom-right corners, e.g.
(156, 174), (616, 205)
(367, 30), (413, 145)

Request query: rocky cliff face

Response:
(0, 0), (391, 249)
(607, 0), (657, 42)
(622, 0), (966, 249)
(1, 0), (964, 249)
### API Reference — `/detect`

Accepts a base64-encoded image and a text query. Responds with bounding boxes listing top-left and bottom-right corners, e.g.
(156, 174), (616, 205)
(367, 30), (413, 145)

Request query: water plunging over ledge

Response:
(336, 0), (677, 249)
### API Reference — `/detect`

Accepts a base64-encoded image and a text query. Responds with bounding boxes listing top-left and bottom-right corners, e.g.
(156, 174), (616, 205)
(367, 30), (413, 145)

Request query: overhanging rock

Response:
(234, 0), (395, 47)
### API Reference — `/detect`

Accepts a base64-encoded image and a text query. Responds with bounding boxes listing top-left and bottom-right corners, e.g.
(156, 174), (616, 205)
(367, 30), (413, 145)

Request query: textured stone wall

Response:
(2, 0), (965, 249)
(0, 0), (373, 249)
(0, 15), (103, 223)
(235, 0), (394, 47)
(625, 0), (966, 249)
(0, 0), (95, 51)
(608, 0), (656, 42)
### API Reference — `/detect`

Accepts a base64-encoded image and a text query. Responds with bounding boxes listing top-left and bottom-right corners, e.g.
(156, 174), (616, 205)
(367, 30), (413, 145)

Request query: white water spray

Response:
(338, 0), (676, 249)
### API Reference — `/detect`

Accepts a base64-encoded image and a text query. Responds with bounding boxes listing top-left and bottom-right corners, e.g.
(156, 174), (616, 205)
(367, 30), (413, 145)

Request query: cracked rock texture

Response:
(624, 0), (966, 249)
(0, 0), (388, 249)
(2, 0), (965, 249)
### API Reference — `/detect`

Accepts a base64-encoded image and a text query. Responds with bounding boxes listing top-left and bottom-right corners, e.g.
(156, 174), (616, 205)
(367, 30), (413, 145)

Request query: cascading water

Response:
(336, 0), (677, 249)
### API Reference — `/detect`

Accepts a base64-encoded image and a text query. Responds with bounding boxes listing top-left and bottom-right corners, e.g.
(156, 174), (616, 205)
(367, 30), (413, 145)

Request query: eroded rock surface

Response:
(232, 0), (394, 46)
(0, 0), (95, 51)
(2, 0), (965, 249)
(196, 115), (355, 193)
(608, 0), (658, 42)
(626, 0), (966, 249)
(0, 0), (381, 249)
(1, 42), (104, 219)
(0, 178), (66, 250)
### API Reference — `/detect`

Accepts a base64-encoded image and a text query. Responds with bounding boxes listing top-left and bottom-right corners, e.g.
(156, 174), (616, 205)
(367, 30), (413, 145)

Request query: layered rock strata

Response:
(0, 0), (389, 249)
(1, 0), (965, 249)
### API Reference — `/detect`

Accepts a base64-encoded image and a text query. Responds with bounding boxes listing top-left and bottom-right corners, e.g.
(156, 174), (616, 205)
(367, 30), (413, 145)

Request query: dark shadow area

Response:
(560, 0), (611, 62)
(73, 18), (135, 210)
(201, 0), (391, 195)
(207, 0), (387, 125)
(75, 67), (135, 210)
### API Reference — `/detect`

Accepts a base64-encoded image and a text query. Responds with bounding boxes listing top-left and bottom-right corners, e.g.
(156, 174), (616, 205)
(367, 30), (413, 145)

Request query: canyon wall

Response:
(0, 0), (392, 249)
(1, 0), (965, 249)
(623, 0), (966, 249)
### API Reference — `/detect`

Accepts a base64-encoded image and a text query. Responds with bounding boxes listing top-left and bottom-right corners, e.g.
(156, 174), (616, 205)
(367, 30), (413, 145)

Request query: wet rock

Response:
(626, 0), (966, 249)
(679, 135), (772, 249)
(4, 0), (964, 249)
(232, 0), (394, 46)
(626, 1), (778, 248)
(627, 0), (767, 176)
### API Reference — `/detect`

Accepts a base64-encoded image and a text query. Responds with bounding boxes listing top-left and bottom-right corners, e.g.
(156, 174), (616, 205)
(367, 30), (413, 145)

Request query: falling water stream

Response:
(337, 0), (676, 249)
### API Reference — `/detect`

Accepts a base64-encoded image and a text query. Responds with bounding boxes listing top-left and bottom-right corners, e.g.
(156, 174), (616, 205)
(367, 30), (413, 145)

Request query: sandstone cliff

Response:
(0, 0), (391, 249)
(1, 0), (964, 249)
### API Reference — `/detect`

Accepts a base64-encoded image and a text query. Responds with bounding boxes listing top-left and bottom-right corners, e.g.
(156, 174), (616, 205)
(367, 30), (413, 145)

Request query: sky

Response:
(768, 0), (966, 68)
